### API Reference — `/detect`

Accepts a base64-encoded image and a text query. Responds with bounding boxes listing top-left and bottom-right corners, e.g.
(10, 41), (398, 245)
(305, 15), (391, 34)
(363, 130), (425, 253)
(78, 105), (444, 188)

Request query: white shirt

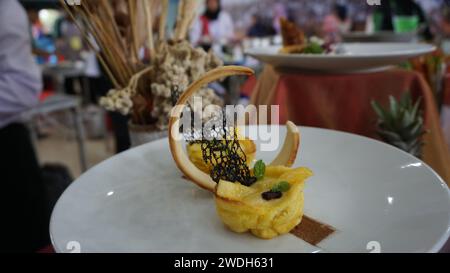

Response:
(190, 11), (234, 55)
(0, 0), (42, 128)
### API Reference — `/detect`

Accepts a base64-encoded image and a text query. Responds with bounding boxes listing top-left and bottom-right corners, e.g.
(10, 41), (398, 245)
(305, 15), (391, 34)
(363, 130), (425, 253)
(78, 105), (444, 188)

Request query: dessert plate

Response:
(50, 126), (450, 253)
(246, 43), (435, 73)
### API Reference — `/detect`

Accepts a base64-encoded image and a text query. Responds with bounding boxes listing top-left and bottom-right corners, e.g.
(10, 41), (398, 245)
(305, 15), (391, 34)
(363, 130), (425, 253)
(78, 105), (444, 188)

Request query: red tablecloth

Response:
(250, 66), (450, 184)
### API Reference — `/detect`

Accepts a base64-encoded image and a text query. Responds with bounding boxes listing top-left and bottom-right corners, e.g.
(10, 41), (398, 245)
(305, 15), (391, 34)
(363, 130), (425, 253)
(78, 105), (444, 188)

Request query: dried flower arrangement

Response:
(60, 0), (223, 129)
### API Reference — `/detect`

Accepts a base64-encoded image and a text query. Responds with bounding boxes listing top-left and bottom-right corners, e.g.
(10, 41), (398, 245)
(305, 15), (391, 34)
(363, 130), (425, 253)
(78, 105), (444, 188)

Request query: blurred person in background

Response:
(27, 9), (44, 40)
(191, 0), (234, 56)
(322, 3), (352, 42)
(247, 14), (276, 38)
(272, 3), (288, 34)
(54, 12), (84, 95)
(54, 10), (131, 154)
(0, 0), (50, 252)
(54, 12), (83, 62)
(371, 0), (433, 40)
(27, 9), (50, 59)
(439, 1), (450, 35)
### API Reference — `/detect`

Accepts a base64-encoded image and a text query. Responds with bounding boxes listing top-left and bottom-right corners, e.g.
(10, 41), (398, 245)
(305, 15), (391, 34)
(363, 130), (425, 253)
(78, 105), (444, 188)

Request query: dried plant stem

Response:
(174, 0), (198, 41)
(82, 1), (134, 84)
(159, 0), (169, 43)
(99, 0), (128, 56)
(128, 0), (140, 62)
(143, 0), (155, 60)
(174, 0), (185, 40)
(59, 0), (121, 88)
(59, 0), (203, 126)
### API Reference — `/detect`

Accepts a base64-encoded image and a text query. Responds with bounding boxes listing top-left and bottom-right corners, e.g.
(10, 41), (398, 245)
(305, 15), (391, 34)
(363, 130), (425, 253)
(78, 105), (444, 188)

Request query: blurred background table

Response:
(250, 66), (450, 184)
(41, 62), (86, 95)
(21, 94), (87, 172)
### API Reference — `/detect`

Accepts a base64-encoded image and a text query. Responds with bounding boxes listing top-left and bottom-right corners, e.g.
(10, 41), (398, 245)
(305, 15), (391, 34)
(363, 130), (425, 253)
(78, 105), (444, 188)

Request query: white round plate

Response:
(342, 31), (417, 43)
(246, 43), (435, 73)
(50, 126), (450, 253)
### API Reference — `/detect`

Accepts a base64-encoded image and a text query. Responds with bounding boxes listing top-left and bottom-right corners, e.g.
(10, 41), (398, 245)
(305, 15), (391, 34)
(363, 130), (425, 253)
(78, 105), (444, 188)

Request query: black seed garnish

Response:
(262, 191), (283, 201)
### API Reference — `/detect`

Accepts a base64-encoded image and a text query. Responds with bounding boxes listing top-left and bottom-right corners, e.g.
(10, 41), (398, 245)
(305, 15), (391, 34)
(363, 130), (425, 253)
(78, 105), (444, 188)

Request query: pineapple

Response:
(215, 166), (313, 239)
(371, 93), (426, 158)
